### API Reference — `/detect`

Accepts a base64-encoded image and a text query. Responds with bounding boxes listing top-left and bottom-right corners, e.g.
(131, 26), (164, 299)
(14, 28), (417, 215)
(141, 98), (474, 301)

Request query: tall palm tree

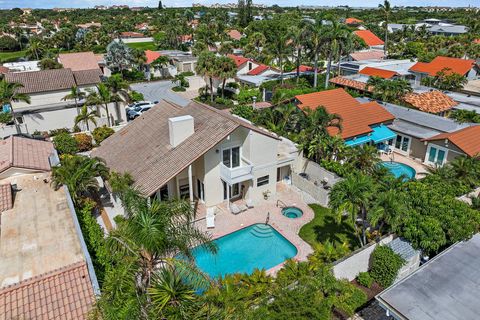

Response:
(379, 0), (391, 55)
(105, 74), (130, 123)
(329, 173), (376, 246)
(324, 20), (348, 89)
(151, 56), (171, 79)
(305, 19), (327, 88)
(267, 19), (292, 84)
(369, 189), (406, 234)
(62, 85), (86, 115)
(51, 155), (108, 205)
(86, 83), (113, 127)
(217, 56), (237, 99)
(0, 79), (31, 134)
(195, 51), (218, 103)
(74, 105), (98, 132)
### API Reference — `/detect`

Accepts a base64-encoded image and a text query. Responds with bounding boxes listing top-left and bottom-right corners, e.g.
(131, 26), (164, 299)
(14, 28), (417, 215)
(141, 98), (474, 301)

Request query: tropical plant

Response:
(105, 74), (130, 123)
(74, 105), (98, 132)
(450, 109), (480, 123)
(370, 245), (404, 288)
(150, 55), (170, 78)
(38, 58), (63, 70)
(86, 83), (113, 127)
(52, 132), (78, 155)
(378, 0), (391, 55)
(0, 79), (31, 133)
(217, 56), (237, 99)
(367, 76), (413, 103)
(105, 40), (133, 75)
(305, 19), (327, 88)
(356, 272), (373, 288)
(62, 85), (86, 114)
(195, 51), (218, 102)
(74, 133), (93, 152)
(92, 125), (115, 144)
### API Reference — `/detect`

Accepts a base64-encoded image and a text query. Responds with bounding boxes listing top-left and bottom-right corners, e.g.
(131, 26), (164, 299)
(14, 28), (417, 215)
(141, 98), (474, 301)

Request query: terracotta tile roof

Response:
(0, 136), (54, 174)
(359, 67), (399, 79)
(346, 18), (363, 25)
(120, 31), (144, 38)
(330, 76), (370, 92)
(0, 66), (10, 74)
(0, 183), (12, 212)
(91, 100), (278, 196)
(423, 125), (480, 157)
(292, 65), (314, 72)
(73, 69), (103, 86)
(350, 50), (385, 61)
(227, 29), (242, 41)
(0, 262), (94, 320)
(5, 69), (76, 94)
(227, 54), (250, 68)
(354, 30), (385, 47)
(295, 88), (394, 139)
(58, 52), (100, 71)
(145, 50), (162, 64)
(247, 64), (270, 75)
(409, 56), (476, 76)
(403, 90), (458, 114)
(178, 34), (192, 42)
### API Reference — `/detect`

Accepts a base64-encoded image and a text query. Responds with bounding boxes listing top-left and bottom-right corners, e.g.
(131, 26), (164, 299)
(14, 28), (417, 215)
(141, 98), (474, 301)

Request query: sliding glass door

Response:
(426, 145), (447, 166)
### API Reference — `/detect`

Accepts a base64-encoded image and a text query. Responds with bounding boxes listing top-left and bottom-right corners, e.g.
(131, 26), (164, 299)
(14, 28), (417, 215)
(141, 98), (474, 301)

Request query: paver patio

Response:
(194, 183), (315, 274)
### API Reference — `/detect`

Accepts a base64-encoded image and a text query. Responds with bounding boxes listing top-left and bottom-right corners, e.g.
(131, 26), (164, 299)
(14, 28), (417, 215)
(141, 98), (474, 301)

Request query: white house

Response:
(91, 100), (297, 208)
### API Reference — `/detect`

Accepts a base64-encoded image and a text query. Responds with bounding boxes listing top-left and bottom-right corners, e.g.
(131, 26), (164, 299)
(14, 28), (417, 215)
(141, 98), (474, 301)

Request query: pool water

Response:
(191, 224), (297, 278)
(381, 161), (416, 180)
(282, 207), (303, 218)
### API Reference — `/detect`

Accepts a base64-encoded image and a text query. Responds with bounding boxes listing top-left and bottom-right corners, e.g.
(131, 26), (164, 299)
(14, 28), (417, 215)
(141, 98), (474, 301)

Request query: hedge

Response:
(370, 245), (405, 288)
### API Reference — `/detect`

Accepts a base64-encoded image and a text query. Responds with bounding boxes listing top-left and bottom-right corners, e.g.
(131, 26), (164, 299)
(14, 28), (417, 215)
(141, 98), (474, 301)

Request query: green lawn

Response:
(0, 50), (26, 63)
(299, 204), (358, 249)
(126, 42), (157, 51)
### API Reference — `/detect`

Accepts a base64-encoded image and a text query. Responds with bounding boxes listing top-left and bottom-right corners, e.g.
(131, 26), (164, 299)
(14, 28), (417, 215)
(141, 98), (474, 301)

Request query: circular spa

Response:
(381, 161), (416, 180)
(282, 206), (304, 219)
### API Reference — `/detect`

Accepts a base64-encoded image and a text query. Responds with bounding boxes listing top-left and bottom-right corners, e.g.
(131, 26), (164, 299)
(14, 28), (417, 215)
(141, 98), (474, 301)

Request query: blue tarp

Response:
(345, 135), (372, 147)
(370, 125), (397, 144)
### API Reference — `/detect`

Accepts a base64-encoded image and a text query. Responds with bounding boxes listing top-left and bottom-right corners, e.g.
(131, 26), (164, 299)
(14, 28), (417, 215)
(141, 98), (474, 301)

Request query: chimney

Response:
(168, 115), (194, 147)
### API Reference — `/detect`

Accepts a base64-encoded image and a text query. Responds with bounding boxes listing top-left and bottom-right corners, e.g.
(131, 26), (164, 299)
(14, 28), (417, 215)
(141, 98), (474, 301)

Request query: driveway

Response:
(130, 80), (191, 107)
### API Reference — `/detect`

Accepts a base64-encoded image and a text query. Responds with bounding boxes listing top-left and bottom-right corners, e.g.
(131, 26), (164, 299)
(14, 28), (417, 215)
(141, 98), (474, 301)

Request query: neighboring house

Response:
(428, 24), (468, 36)
(359, 67), (401, 79)
(76, 22), (101, 29)
(294, 88), (396, 147)
(345, 17), (364, 26)
(376, 233), (480, 320)
(380, 102), (471, 165)
(247, 64), (280, 76)
(91, 100), (297, 208)
(144, 50), (173, 79)
(409, 56), (480, 84)
(227, 29), (242, 41)
(58, 51), (103, 73)
(0, 136), (98, 318)
(338, 59), (414, 78)
(227, 54), (260, 75)
(119, 31), (144, 39)
(354, 30), (385, 50)
(3, 68), (119, 135)
(348, 49), (385, 62)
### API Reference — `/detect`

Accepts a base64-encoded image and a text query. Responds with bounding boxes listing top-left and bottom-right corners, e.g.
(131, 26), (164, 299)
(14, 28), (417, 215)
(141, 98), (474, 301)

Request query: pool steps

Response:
(249, 224), (275, 238)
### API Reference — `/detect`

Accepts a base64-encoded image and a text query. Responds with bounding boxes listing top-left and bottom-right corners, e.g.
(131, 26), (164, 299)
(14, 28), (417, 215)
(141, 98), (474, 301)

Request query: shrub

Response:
(231, 104), (256, 121)
(53, 132), (78, 155)
(92, 126), (115, 144)
(0, 112), (12, 124)
(236, 87), (261, 104)
(74, 133), (93, 152)
(357, 272), (373, 288)
(214, 97), (233, 107)
(130, 91), (145, 102)
(49, 127), (70, 137)
(180, 71), (194, 77)
(370, 245), (405, 288)
(226, 81), (239, 89)
(172, 86), (186, 92)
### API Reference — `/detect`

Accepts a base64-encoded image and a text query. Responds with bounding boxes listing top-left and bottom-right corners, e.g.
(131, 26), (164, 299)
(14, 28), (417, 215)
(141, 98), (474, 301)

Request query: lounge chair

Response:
(230, 203), (241, 215)
(206, 207), (215, 228)
(239, 204), (248, 212)
(246, 199), (255, 208)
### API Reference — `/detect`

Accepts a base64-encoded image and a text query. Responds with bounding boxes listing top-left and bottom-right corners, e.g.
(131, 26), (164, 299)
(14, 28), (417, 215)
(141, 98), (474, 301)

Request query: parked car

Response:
(126, 101), (156, 120)
(125, 101), (154, 112)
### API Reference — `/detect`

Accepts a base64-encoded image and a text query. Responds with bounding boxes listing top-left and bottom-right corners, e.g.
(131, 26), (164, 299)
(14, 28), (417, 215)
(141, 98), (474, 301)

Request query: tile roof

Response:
(403, 90), (458, 114)
(145, 50), (162, 64)
(58, 52), (100, 71)
(73, 69), (103, 86)
(5, 69), (76, 94)
(409, 56), (476, 76)
(247, 64), (270, 75)
(0, 136), (54, 174)
(178, 34), (192, 42)
(330, 76), (370, 91)
(0, 183), (12, 212)
(423, 125), (480, 157)
(292, 65), (314, 72)
(349, 50), (385, 61)
(345, 17), (363, 25)
(227, 54), (250, 68)
(359, 67), (399, 79)
(295, 88), (394, 139)
(0, 262), (94, 320)
(120, 31), (144, 38)
(91, 100), (278, 196)
(354, 30), (385, 47)
(227, 29), (242, 41)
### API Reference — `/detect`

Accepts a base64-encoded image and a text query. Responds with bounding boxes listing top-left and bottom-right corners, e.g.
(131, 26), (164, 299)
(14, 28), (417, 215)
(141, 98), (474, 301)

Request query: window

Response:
(159, 185), (169, 201)
(223, 181), (240, 199)
(222, 146), (240, 168)
(427, 145), (447, 166)
(179, 184), (190, 199)
(394, 135), (410, 153)
(257, 175), (269, 187)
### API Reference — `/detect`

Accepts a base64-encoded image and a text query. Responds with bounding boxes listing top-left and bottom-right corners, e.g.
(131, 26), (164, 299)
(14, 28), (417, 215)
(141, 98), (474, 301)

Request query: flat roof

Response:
(377, 234), (480, 320)
(0, 174), (84, 288)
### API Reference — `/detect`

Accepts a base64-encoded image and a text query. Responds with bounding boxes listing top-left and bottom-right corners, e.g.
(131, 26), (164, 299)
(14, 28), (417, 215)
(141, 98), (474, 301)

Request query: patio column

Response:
(226, 181), (230, 210)
(188, 164), (193, 205)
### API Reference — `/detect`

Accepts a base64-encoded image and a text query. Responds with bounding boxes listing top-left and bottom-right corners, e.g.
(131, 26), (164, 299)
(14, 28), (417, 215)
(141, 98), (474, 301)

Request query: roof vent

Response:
(168, 115), (194, 147)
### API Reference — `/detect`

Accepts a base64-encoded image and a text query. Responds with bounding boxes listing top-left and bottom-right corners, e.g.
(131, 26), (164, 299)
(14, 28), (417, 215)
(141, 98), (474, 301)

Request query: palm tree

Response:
(329, 173), (376, 246)
(369, 189), (406, 234)
(195, 51), (218, 103)
(151, 56), (170, 79)
(267, 19), (292, 84)
(349, 144), (380, 174)
(86, 83), (113, 127)
(62, 85), (86, 115)
(74, 105), (98, 132)
(324, 20), (349, 89)
(217, 56), (237, 99)
(379, 0), (391, 55)
(0, 79), (31, 134)
(105, 74), (130, 122)
(51, 155), (108, 205)
(305, 19), (327, 88)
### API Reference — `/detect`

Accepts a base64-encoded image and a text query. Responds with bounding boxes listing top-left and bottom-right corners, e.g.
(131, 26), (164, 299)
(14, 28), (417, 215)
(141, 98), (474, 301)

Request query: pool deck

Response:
(380, 152), (429, 179)
(194, 183), (315, 275)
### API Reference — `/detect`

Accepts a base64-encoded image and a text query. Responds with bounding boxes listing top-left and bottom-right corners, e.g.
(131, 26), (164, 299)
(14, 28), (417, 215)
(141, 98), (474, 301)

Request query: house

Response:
(345, 17), (364, 26)
(0, 137), (98, 319)
(359, 67), (400, 79)
(76, 22), (102, 29)
(338, 59), (414, 77)
(247, 64), (280, 76)
(119, 31), (145, 39)
(354, 30), (385, 50)
(403, 90), (458, 115)
(376, 233), (480, 320)
(428, 24), (468, 36)
(294, 88), (396, 147)
(380, 102), (471, 165)
(58, 51), (103, 73)
(348, 49), (385, 62)
(160, 50), (197, 74)
(91, 100), (297, 207)
(409, 56), (480, 84)
(3, 68), (119, 135)
(227, 29), (242, 41)
(227, 54), (260, 75)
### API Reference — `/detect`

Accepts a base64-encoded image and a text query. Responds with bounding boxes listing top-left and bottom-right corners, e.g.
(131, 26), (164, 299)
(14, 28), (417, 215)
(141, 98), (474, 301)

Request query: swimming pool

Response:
(381, 161), (416, 180)
(191, 224), (297, 278)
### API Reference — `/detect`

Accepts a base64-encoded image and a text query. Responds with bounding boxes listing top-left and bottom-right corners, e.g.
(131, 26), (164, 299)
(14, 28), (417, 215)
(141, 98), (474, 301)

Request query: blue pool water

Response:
(282, 207), (303, 218)
(192, 224), (297, 278)
(381, 161), (416, 180)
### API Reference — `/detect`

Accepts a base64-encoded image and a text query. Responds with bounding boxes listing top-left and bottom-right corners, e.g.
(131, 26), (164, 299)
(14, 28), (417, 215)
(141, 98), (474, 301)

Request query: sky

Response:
(0, 0), (478, 9)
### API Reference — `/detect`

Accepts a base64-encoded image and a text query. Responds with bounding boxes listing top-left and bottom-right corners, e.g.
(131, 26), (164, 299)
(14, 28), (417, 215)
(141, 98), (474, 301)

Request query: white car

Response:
(126, 101), (156, 120)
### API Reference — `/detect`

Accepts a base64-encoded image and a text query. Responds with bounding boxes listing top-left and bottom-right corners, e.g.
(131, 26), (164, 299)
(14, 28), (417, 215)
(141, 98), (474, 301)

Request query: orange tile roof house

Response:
(0, 137), (98, 319)
(423, 125), (480, 159)
(227, 54), (260, 75)
(227, 29), (242, 41)
(345, 18), (364, 25)
(145, 50), (162, 64)
(354, 30), (385, 48)
(359, 67), (399, 79)
(409, 56), (480, 84)
(58, 51), (101, 72)
(295, 88), (396, 146)
(349, 50), (385, 61)
(403, 90), (458, 115)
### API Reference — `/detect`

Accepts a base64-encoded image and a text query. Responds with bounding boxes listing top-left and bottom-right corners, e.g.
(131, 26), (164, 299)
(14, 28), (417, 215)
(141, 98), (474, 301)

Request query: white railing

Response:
(220, 163), (254, 185)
